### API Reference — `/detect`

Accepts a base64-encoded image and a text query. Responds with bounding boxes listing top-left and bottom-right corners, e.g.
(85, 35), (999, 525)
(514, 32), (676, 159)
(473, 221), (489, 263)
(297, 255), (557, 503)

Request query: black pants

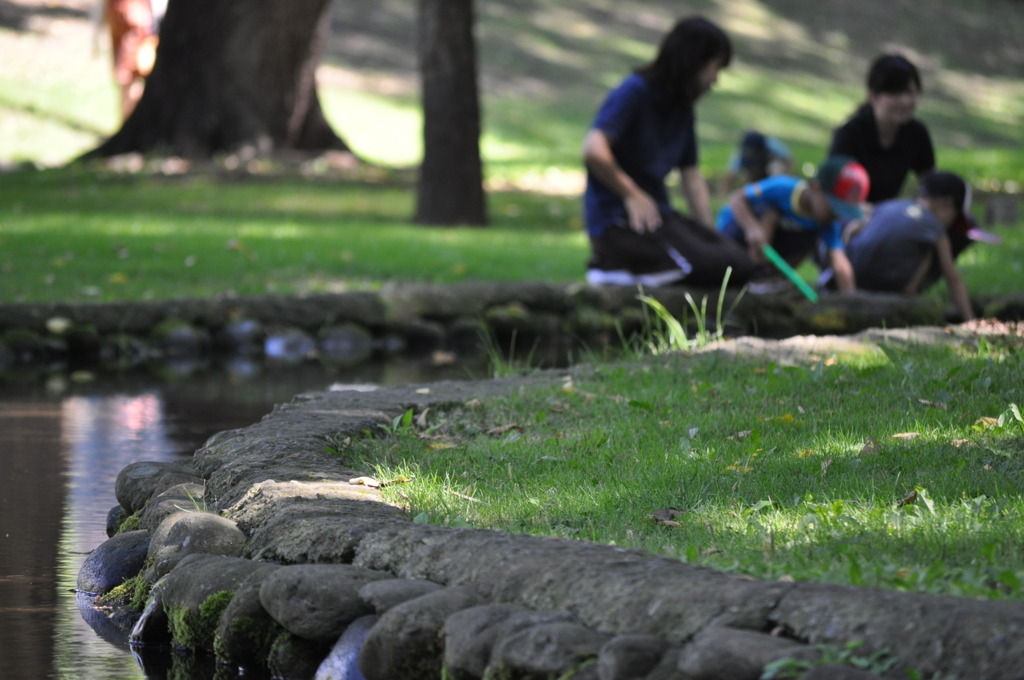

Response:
(588, 212), (755, 287)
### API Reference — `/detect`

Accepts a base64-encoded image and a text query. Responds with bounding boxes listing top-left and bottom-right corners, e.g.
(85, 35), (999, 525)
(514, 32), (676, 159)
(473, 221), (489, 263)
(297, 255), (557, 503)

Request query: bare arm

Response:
(719, 171), (739, 201)
(828, 248), (856, 292)
(678, 166), (714, 228)
(582, 129), (661, 233)
(935, 235), (975, 321)
(726, 189), (778, 263)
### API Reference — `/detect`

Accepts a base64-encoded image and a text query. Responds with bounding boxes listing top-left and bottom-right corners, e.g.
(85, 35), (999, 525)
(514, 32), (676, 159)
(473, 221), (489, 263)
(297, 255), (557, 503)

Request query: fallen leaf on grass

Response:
(448, 489), (482, 503)
(46, 317), (72, 334)
(380, 476), (413, 488)
(431, 351), (456, 366)
(629, 399), (655, 412)
(349, 476), (380, 488)
(897, 489), (918, 508)
(651, 507), (687, 526)
(487, 424), (524, 436)
(974, 416), (999, 429)
(859, 438), (880, 456)
(415, 407), (431, 428)
(761, 413), (798, 424)
(349, 476), (413, 489)
(547, 400), (571, 413)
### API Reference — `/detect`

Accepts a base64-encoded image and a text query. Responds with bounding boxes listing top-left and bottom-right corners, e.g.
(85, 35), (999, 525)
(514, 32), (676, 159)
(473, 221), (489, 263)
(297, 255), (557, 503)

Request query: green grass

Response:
(0, 167), (588, 302)
(1, 165), (1021, 303)
(344, 338), (1024, 599)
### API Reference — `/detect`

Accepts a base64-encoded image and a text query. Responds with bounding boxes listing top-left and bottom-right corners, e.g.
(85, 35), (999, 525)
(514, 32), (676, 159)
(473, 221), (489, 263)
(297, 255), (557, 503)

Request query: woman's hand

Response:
(583, 129), (663, 233)
(624, 191), (662, 233)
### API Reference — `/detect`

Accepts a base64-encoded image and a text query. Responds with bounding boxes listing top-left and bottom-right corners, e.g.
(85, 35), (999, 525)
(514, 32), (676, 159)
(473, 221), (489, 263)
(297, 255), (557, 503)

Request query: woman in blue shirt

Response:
(583, 16), (753, 288)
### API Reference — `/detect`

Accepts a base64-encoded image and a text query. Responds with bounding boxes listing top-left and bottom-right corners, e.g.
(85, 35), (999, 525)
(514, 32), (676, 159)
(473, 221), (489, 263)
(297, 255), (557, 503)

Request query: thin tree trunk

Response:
(414, 0), (487, 226)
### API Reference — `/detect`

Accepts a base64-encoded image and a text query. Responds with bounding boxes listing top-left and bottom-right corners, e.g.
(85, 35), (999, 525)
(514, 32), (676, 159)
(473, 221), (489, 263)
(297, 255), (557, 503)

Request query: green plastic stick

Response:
(761, 244), (819, 302)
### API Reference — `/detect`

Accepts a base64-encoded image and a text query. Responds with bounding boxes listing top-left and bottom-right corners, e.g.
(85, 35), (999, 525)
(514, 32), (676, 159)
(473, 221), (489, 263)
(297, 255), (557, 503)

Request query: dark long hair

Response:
(854, 53), (923, 115)
(867, 53), (923, 94)
(637, 16), (732, 113)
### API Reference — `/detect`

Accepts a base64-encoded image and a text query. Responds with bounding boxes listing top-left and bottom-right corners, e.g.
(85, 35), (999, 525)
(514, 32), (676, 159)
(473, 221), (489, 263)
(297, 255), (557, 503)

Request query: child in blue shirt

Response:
(716, 156), (869, 292)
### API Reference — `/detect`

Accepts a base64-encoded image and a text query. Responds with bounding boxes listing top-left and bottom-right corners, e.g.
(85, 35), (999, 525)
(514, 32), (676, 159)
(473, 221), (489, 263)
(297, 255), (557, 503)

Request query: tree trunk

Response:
(83, 0), (350, 160)
(414, 0), (487, 226)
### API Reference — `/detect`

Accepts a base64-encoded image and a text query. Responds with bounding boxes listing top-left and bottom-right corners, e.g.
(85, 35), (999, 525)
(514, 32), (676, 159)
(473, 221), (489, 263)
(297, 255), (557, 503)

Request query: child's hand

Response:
(744, 224), (767, 261)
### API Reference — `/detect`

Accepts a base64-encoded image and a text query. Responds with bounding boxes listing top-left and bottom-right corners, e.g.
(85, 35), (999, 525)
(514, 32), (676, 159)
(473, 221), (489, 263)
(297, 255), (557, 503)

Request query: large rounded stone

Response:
(138, 482), (208, 531)
(267, 631), (333, 680)
(357, 578), (443, 614)
(596, 634), (667, 680)
(674, 627), (808, 680)
(359, 585), (486, 680)
(77, 529), (151, 595)
(134, 554), (272, 652)
(259, 564), (391, 642)
(213, 318), (265, 356)
(488, 621), (610, 679)
(213, 565), (284, 670)
(145, 510), (246, 584)
(152, 320), (211, 359)
(264, 327), (316, 364)
(115, 461), (203, 513)
(318, 324), (373, 366)
(442, 603), (534, 679)
(105, 504), (127, 538)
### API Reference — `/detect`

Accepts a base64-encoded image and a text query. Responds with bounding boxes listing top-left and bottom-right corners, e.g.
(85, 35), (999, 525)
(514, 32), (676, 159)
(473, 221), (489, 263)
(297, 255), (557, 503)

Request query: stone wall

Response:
(3, 282), (1022, 373)
(77, 332), (1024, 680)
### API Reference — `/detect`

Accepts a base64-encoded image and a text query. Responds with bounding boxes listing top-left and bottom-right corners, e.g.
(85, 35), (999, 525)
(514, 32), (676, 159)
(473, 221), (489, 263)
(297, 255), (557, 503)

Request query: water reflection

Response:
(0, 355), (488, 679)
(56, 394), (174, 680)
(1, 390), (161, 680)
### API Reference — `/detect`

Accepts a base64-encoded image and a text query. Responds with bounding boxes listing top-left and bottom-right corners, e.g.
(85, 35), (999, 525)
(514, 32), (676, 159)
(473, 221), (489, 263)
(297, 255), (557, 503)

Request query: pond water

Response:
(0, 355), (487, 679)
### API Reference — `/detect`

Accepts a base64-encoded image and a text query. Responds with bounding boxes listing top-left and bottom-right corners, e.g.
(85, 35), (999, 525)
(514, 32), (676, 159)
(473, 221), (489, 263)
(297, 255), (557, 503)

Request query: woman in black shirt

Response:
(829, 54), (935, 204)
